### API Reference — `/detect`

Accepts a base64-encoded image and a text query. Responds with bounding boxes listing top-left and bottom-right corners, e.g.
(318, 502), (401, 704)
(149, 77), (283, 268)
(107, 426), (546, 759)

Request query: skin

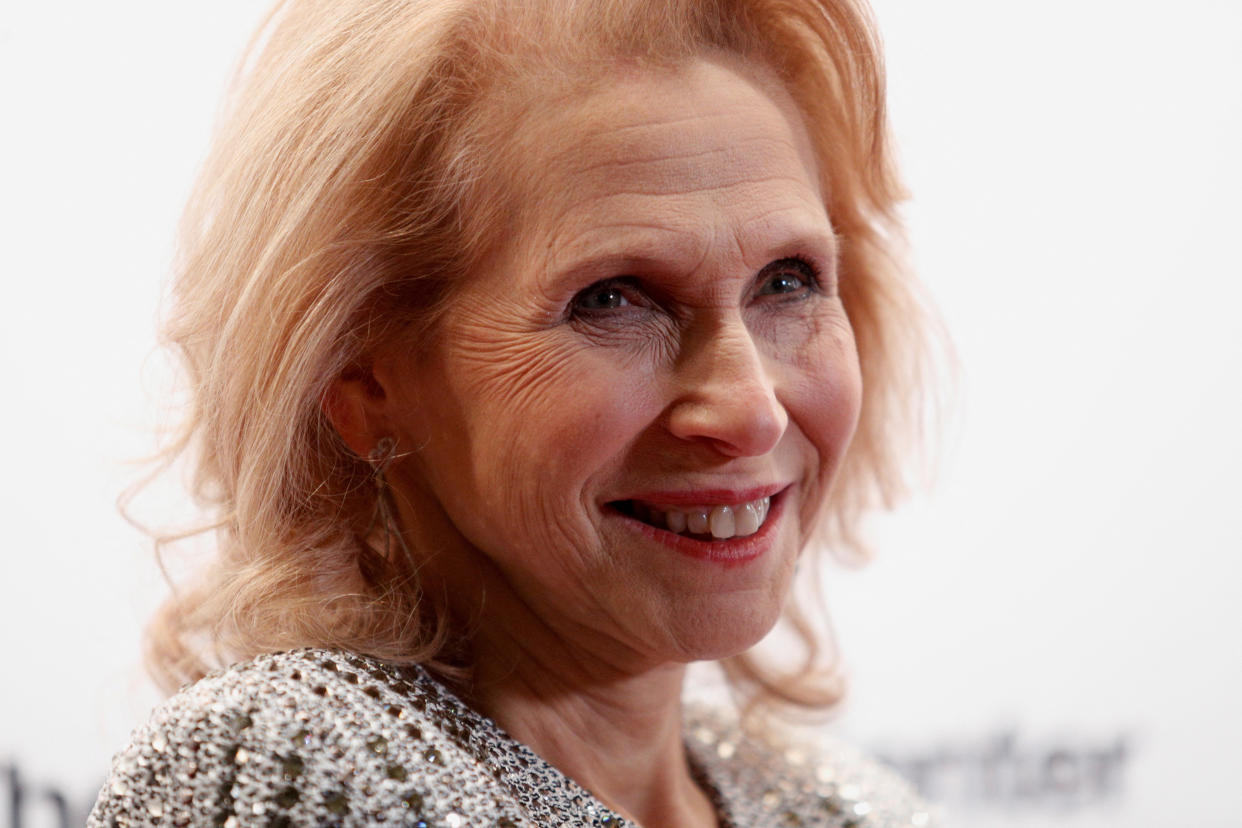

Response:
(330, 54), (862, 828)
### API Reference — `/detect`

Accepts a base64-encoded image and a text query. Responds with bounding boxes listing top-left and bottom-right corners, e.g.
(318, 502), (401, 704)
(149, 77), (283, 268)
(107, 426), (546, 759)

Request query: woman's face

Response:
(378, 55), (861, 667)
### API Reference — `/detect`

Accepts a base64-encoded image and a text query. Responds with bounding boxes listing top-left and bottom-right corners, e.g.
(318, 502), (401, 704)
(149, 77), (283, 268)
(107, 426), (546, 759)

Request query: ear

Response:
(323, 361), (390, 459)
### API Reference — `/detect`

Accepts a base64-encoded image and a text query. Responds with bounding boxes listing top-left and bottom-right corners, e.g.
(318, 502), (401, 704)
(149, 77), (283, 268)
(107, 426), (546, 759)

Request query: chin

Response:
(664, 595), (786, 664)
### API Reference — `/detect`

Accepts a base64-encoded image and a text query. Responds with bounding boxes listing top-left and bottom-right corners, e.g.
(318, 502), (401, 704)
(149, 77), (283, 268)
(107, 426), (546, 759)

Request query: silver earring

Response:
(368, 436), (398, 476)
(366, 437), (415, 570)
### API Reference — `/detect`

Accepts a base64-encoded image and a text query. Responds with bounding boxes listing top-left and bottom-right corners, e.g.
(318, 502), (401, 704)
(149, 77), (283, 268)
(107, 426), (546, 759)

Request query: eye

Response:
(757, 257), (818, 298)
(570, 278), (639, 314)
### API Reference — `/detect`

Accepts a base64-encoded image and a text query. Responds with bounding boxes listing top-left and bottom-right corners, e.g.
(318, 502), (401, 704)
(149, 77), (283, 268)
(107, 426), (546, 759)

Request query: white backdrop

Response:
(2, 2), (1239, 827)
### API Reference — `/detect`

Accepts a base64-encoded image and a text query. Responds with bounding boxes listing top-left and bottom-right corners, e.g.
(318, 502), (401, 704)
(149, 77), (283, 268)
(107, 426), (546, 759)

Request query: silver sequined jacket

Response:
(89, 649), (938, 827)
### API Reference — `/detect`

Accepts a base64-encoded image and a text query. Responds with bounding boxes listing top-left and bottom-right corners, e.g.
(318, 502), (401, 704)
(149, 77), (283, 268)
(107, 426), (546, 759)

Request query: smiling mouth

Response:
(610, 496), (773, 541)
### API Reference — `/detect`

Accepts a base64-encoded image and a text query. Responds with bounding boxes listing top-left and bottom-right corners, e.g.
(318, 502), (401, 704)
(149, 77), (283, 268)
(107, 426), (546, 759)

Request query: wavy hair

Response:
(143, 0), (931, 711)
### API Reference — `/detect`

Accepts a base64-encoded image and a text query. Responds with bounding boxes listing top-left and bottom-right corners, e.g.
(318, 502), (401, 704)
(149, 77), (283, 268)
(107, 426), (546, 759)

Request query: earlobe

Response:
(323, 362), (390, 459)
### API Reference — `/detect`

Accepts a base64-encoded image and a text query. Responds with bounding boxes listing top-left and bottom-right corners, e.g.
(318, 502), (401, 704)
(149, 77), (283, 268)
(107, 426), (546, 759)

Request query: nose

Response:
(665, 316), (788, 457)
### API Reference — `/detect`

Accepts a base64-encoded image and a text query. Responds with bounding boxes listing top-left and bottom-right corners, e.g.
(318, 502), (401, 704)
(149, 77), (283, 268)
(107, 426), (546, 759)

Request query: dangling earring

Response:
(366, 437), (416, 570)
(368, 436), (399, 478)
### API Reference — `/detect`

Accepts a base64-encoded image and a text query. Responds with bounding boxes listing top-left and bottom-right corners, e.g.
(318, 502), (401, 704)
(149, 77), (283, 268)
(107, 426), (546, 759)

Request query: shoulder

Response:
(88, 649), (525, 827)
(686, 708), (941, 828)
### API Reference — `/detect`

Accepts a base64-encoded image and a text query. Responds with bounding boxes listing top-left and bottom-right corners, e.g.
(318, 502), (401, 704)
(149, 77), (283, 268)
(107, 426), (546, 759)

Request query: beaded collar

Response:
(90, 649), (937, 827)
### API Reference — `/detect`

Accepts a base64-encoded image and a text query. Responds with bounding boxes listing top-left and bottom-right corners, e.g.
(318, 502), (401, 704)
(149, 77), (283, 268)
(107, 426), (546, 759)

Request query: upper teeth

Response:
(632, 497), (771, 540)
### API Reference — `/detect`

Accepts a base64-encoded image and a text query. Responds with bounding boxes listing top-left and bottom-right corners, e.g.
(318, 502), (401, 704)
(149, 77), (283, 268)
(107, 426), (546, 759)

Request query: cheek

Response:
(819, 327), (863, 448)
(430, 323), (663, 533)
(460, 336), (657, 454)
(789, 312), (863, 488)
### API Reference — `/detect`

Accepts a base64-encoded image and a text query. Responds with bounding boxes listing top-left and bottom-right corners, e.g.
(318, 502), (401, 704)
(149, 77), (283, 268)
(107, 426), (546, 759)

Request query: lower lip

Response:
(613, 491), (787, 568)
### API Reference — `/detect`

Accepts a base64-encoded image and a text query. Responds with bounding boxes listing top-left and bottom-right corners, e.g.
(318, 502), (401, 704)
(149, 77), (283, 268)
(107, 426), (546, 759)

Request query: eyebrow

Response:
(546, 223), (839, 288)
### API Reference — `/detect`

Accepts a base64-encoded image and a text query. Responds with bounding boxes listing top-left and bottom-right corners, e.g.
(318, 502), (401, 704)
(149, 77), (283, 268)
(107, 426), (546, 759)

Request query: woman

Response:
(91, 0), (934, 825)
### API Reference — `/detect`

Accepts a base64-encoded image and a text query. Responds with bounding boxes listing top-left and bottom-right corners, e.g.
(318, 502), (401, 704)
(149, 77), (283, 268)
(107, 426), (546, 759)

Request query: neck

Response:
(467, 627), (718, 828)
(391, 491), (720, 827)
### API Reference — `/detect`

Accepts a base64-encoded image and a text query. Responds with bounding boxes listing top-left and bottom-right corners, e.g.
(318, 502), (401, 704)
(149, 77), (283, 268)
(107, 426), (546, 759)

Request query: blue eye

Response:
(757, 258), (817, 297)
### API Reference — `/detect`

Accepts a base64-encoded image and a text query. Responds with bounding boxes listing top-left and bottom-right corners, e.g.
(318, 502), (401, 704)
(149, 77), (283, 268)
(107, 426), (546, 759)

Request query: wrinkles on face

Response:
(519, 66), (824, 293)
(399, 323), (646, 586)
(565, 143), (819, 200)
(382, 55), (862, 670)
(539, 76), (820, 190)
(539, 176), (827, 271)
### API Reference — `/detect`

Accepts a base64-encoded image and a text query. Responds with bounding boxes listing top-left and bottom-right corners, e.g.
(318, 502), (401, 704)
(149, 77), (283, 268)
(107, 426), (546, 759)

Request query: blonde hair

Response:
(145, 0), (929, 710)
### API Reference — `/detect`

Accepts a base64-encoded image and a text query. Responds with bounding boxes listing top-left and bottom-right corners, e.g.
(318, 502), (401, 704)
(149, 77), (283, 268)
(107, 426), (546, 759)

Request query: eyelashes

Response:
(756, 255), (822, 298)
(567, 256), (827, 321)
(571, 277), (645, 313)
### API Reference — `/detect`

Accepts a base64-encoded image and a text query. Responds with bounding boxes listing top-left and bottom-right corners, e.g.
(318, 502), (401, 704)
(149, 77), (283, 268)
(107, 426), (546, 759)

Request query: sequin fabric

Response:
(89, 649), (938, 827)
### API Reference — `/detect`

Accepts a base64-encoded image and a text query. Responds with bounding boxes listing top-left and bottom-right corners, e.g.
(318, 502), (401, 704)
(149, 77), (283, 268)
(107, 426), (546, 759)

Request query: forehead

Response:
(497, 55), (830, 276)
